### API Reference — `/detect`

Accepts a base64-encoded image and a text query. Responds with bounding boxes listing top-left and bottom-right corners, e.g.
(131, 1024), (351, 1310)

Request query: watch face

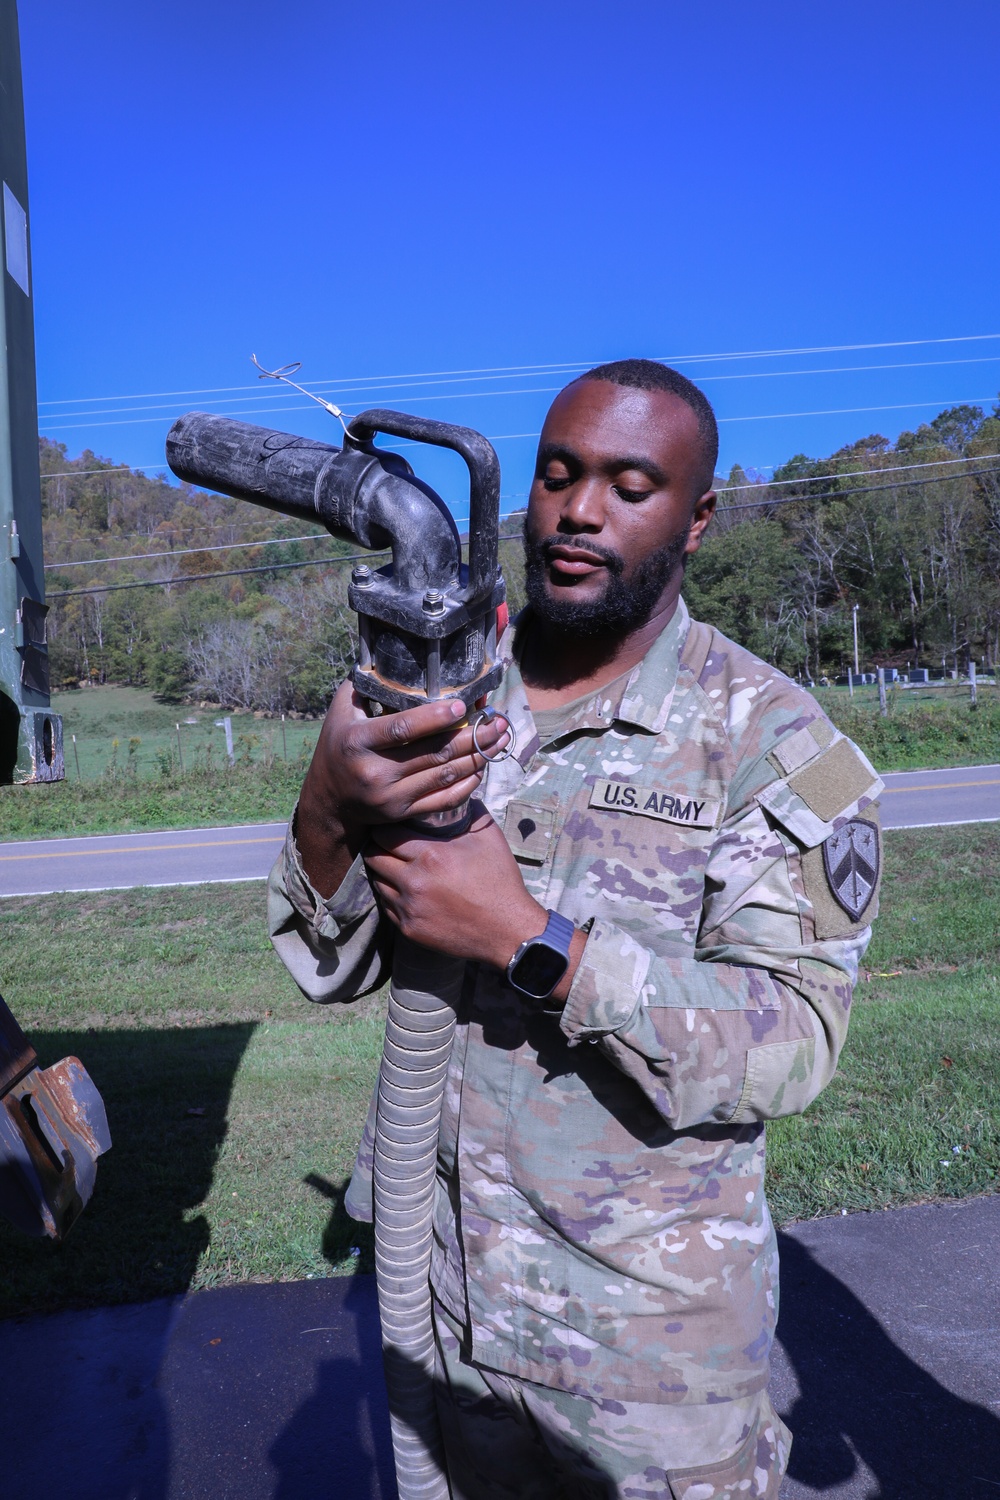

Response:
(509, 941), (569, 1000)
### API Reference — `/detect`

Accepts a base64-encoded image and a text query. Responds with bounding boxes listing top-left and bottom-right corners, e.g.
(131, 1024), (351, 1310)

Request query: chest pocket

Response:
(503, 799), (557, 864)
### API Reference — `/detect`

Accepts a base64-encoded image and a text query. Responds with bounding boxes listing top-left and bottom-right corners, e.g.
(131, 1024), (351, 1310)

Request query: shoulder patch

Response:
(801, 811), (882, 937)
(823, 818), (880, 919)
(787, 738), (877, 823)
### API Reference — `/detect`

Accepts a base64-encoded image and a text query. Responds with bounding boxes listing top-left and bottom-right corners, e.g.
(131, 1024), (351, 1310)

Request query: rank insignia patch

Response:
(822, 818), (879, 920)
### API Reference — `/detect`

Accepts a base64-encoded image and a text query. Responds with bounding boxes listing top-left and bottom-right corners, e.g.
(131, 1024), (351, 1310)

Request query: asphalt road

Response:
(0, 821), (286, 897)
(878, 762), (1000, 829)
(1, 764), (998, 898)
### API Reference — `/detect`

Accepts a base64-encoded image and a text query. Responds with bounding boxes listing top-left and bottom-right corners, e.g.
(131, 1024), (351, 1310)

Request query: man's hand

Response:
(296, 682), (509, 898)
(364, 807), (587, 1002)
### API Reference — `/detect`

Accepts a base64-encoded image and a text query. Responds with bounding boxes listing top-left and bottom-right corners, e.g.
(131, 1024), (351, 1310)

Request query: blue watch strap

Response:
(540, 909), (575, 957)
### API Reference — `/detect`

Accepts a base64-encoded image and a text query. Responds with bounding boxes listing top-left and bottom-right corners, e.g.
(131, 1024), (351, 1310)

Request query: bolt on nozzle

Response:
(352, 564), (373, 587)
(422, 589), (445, 615)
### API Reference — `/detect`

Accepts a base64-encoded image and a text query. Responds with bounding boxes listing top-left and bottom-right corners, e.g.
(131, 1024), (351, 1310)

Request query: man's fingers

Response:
(361, 698), (466, 751)
(353, 705), (509, 763)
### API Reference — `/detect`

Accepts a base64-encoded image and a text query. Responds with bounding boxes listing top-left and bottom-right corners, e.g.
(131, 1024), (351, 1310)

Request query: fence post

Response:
(847, 666), (854, 698)
(970, 659), (978, 708)
(877, 667), (887, 716)
(281, 713), (287, 760)
(72, 733), (81, 779)
(176, 723), (184, 773)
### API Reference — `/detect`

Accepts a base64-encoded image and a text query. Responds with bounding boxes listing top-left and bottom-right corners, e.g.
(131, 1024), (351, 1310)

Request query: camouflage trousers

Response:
(433, 1301), (791, 1500)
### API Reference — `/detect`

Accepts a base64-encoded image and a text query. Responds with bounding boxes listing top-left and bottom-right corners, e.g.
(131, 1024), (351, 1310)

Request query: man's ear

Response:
(684, 490), (716, 554)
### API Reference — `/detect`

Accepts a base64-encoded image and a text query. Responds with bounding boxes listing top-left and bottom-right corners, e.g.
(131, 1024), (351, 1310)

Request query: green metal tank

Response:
(0, 0), (62, 783)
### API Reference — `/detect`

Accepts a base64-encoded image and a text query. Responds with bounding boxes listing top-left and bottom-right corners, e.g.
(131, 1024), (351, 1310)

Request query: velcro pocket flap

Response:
(756, 737), (882, 848)
(503, 799), (557, 863)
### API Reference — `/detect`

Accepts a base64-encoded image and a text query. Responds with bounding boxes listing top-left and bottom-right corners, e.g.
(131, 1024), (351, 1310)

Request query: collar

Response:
(489, 596), (691, 760)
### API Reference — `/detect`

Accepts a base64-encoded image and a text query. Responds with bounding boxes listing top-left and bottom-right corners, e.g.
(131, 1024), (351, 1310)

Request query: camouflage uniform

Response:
(268, 598), (882, 1495)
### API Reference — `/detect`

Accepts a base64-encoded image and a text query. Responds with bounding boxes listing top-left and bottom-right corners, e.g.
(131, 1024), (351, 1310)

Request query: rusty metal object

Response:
(0, 993), (110, 1241)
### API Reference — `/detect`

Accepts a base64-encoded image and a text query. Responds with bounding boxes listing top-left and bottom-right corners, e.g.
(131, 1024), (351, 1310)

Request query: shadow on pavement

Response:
(269, 1174), (394, 1499)
(0, 1022), (256, 1500)
(776, 1231), (1000, 1496)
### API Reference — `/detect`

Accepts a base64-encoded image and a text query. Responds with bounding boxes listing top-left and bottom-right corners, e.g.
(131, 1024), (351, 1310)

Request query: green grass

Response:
(0, 757), (307, 840)
(815, 683), (1000, 770)
(3, 680), (998, 843)
(1, 828), (998, 1315)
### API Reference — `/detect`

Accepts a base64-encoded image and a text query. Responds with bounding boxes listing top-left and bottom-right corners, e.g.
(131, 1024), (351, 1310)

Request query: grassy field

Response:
(0, 825), (997, 1317)
(0, 685), (320, 841)
(51, 685), (321, 781)
(0, 882), (382, 1317)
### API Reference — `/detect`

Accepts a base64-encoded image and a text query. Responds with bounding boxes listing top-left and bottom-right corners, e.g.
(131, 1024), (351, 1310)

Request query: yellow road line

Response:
(0, 836), (283, 863)
(882, 778), (1000, 794)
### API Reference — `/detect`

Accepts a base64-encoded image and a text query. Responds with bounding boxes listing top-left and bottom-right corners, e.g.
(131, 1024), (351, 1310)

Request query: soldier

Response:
(269, 359), (882, 1498)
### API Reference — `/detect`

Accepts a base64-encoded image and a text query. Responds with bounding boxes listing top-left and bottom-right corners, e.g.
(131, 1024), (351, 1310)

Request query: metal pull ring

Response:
(471, 706), (517, 763)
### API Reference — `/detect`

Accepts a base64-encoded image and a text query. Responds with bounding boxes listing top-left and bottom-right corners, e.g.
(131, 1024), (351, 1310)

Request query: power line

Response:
(41, 463), (168, 480)
(716, 450), (1000, 492)
(40, 442), (1000, 498)
(40, 454), (999, 571)
(44, 531), (328, 569)
(42, 505), (524, 571)
(717, 465), (1000, 513)
(37, 392), (1000, 437)
(36, 332), (1000, 409)
(49, 551), (388, 598)
(33, 353), (1000, 426)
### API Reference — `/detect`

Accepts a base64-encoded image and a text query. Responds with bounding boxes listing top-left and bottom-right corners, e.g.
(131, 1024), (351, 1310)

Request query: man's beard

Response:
(522, 526), (689, 639)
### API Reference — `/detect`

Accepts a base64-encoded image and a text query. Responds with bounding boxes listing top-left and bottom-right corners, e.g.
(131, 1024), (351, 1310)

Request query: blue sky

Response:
(21, 0), (1000, 516)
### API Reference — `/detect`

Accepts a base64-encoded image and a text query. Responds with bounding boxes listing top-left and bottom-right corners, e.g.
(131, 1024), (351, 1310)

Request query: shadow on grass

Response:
(304, 1169), (375, 1274)
(0, 1022), (257, 1318)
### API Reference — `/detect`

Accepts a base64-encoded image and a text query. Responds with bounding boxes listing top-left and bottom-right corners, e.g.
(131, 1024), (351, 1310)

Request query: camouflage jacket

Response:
(268, 598), (882, 1403)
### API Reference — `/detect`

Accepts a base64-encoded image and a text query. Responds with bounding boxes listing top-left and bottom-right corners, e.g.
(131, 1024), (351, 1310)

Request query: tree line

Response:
(40, 395), (1000, 713)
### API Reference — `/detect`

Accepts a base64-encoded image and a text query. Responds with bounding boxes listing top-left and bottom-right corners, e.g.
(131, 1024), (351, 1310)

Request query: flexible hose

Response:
(374, 933), (465, 1499)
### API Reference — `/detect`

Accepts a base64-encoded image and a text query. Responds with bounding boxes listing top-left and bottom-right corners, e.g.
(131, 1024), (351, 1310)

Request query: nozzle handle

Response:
(348, 410), (500, 597)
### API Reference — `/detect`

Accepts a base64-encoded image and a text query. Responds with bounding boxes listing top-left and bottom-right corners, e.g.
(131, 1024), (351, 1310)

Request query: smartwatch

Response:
(505, 910), (575, 1001)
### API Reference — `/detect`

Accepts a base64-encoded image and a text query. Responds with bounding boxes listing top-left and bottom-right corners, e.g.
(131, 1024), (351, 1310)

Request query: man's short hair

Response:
(579, 358), (719, 494)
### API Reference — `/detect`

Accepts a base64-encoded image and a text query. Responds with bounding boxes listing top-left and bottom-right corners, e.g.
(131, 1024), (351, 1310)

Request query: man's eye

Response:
(543, 471), (572, 490)
(613, 486), (653, 503)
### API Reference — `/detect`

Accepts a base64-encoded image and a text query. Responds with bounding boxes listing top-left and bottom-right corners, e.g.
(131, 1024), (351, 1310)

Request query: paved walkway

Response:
(2, 1195), (997, 1498)
(2, 764), (1000, 897)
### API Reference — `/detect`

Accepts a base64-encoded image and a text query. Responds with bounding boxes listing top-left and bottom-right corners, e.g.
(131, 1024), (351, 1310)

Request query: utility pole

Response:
(852, 603), (860, 677)
(215, 715), (235, 765)
(0, 1), (63, 783)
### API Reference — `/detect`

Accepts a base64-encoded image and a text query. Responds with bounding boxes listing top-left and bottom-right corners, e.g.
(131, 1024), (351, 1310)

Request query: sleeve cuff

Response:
(281, 803), (378, 942)
(560, 917), (650, 1045)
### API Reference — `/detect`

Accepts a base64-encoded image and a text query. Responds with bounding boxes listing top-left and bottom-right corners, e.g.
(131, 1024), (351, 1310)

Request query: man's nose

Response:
(557, 477), (606, 531)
